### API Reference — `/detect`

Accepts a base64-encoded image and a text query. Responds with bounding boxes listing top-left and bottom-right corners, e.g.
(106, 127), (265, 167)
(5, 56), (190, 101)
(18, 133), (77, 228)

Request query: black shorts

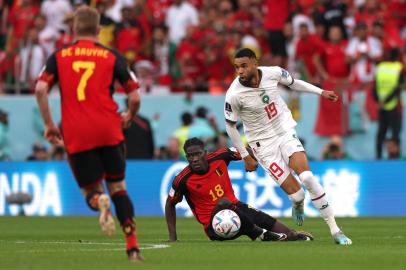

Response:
(268, 30), (287, 56)
(206, 202), (277, 241)
(68, 142), (126, 189)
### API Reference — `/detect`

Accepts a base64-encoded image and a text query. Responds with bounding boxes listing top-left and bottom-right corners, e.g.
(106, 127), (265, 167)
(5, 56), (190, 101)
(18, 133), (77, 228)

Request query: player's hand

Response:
(121, 111), (133, 129)
(44, 124), (64, 146)
(321, 90), (339, 102)
(243, 155), (258, 172)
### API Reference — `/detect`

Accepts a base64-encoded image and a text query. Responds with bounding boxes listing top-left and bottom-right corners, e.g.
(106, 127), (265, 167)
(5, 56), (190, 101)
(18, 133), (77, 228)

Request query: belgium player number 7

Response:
(72, 61), (96, 101)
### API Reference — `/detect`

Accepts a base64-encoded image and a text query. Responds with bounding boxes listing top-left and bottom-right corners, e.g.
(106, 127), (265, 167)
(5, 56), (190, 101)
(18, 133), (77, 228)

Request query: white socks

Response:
(288, 188), (305, 207)
(299, 171), (340, 235)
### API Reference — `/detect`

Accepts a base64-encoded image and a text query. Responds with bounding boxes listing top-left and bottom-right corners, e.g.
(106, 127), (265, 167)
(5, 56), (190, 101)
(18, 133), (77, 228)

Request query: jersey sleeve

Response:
(36, 53), (58, 87)
(276, 66), (294, 86)
(113, 52), (139, 94)
(228, 147), (242, 161)
(168, 176), (185, 204)
(208, 148), (242, 164)
(224, 92), (239, 123)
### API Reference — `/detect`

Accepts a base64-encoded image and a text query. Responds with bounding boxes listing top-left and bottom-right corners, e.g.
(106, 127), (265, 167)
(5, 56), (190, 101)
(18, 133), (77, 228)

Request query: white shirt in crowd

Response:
(38, 26), (60, 58)
(346, 36), (382, 83)
(225, 66), (297, 143)
(165, 1), (199, 44)
(41, 0), (72, 32)
(105, 0), (135, 23)
(19, 44), (46, 84)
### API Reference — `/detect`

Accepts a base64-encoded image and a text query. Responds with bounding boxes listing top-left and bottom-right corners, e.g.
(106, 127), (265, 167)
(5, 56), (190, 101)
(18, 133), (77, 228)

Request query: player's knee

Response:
(85, 190), (103, 211)
(107, 181), (126, 195)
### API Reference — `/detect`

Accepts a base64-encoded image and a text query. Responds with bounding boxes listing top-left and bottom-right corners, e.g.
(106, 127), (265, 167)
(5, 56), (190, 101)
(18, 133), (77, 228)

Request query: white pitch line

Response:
(11, 240), (122, 246)
(0, 240), (170, 253)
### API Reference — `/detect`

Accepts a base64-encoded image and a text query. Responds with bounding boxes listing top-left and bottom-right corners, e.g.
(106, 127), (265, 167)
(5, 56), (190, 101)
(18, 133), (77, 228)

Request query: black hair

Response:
(184, 137), (205, 152)
(181, 112), (193, 125)
(389, 48), (400, 61)
(328, 143), (340, 153)
(299, 22), (308, 28)
(196, 106), (207, 119)
(234, 48), (257, 59)
(155, 24), (168, 33)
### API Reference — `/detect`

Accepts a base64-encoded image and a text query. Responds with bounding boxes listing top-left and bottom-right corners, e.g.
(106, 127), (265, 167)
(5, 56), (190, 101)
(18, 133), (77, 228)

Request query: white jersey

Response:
(224, 66), (297, 143)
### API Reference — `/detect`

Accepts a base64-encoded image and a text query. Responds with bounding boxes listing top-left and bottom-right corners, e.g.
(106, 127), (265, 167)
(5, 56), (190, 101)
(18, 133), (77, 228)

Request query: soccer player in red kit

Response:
(35, 6), (142, 262)
(165, 138), (314, 242)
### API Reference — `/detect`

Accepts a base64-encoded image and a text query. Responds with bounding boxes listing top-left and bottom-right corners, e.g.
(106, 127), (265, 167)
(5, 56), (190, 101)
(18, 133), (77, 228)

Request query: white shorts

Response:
(248, 129), (305, 186)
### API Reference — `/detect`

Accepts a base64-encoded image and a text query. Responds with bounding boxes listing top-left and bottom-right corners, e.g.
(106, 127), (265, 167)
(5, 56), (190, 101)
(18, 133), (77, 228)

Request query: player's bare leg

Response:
(107, 181), (143, 261)
(271, 221), (313, 241)
(289, 151), (352, 245)
(98, 193), (116, 237)
(81, 185), (116, 237)
(280, 174), (305, 226)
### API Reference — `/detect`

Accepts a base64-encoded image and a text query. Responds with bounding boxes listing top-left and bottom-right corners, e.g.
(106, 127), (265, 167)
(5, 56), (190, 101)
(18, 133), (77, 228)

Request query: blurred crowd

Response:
(0, 0), (405, 160)
(1, 0), (404, 94)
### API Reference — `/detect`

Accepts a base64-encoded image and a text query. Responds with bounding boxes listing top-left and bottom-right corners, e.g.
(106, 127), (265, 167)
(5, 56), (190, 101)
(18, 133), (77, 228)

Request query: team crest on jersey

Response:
(259, 90), (270, 104)
(215, 168), (223, 176)
(261, 95), (270, 104)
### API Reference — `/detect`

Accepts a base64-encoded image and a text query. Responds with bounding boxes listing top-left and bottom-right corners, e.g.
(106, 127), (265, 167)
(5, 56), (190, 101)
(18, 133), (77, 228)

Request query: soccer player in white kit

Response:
(224, 48), (352, 245)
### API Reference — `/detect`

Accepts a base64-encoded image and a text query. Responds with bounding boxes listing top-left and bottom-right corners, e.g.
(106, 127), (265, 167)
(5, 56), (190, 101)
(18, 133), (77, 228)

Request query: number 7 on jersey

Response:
(72, 61), (96, 101)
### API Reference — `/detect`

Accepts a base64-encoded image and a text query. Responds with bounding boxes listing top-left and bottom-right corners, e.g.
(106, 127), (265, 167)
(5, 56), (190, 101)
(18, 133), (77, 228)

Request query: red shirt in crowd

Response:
(37, 40), (139, 154)
(8, 2), (39, 42)
(321, 40), (349, 78)
(296, 34), (324, 77)
(115, 21), (143, 58)
(263, 0), (290, 31)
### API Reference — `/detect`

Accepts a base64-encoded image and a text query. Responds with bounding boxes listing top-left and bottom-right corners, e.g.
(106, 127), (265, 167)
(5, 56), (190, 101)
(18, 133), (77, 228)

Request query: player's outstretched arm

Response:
(35, 81), (63, 145)
(165, 197), (178, 242)
(225, 120), (258, 172)
(287, 79), (338, 102)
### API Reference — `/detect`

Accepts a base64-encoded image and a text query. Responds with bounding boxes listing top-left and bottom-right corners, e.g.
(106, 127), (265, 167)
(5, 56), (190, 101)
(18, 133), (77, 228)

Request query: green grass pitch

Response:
(0, 217), (405, 270)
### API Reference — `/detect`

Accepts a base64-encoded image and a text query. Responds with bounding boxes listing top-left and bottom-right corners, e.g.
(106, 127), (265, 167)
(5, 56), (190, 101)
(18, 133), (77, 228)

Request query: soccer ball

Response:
(212, 209), (241, 238)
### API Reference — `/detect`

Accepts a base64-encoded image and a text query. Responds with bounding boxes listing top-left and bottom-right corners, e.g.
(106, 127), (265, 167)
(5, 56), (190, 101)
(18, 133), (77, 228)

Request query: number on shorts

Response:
(269, 162), (284, 179)
(264, 102), (277, 119)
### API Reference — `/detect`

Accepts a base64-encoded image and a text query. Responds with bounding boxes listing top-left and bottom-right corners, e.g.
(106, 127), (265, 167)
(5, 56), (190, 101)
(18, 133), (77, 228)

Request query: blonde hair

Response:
(73, 6), (100, 36)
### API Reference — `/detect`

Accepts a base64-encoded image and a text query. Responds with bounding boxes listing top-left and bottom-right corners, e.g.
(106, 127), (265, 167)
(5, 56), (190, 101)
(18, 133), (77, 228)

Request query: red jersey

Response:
(263, 0), (290, 31)
(37, 40), (139, 154)
(321, 41), (349, 78)
(169, 148), (241, 229)
(295, 34), (324, 76)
